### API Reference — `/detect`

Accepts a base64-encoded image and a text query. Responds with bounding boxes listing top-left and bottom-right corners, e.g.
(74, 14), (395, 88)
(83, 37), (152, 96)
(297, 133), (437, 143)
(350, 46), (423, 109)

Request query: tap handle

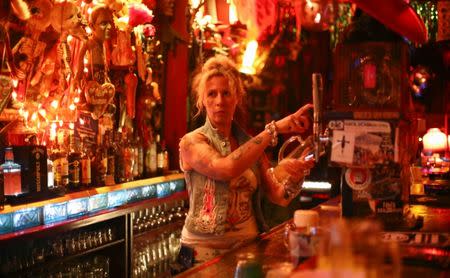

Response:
(312, 73), (323, 127)
(312, 73), (323, 160)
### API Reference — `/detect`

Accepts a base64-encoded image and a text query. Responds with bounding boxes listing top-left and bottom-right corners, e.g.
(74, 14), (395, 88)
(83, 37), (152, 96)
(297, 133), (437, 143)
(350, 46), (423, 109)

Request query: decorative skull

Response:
(50, 1), (88, 41)
(27, 0), (53, 32)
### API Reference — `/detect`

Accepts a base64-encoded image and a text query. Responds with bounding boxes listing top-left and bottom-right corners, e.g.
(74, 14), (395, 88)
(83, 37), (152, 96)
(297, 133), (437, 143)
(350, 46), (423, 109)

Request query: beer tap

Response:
(312, 73), (330, 161)
(278, 73), (330, 162)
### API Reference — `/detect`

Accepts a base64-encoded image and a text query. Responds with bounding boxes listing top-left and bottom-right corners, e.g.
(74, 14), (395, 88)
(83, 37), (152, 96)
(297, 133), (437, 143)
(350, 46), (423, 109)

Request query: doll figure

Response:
(12, 0), (53, 80)
(77, 6), (114, 84)
(0, 0), (30, 112)
(50, 1), (88, 80)
(12, 0), (53, 103)
(26, 0), (87, 114)
(76, 6), (116, 120)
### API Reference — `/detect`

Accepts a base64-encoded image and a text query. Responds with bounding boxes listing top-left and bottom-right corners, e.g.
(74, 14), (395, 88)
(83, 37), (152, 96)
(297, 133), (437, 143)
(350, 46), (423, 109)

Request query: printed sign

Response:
(330, 120), (395, 168)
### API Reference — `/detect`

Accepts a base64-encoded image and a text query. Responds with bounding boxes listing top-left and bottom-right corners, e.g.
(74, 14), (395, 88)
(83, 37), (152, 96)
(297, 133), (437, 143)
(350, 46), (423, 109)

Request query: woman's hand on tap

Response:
(276, 104), (313, 134)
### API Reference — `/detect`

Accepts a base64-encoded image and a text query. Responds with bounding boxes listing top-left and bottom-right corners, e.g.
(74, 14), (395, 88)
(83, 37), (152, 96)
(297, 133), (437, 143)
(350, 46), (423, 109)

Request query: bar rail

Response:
(0, 173), (185, 236)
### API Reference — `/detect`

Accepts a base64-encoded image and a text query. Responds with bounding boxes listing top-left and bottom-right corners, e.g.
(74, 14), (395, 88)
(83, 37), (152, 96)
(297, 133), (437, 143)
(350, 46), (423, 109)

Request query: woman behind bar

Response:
(178, 55), (315, 265)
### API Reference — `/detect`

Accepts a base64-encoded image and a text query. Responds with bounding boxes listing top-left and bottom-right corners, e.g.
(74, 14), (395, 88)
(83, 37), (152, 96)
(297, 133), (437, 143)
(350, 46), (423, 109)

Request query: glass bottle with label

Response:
(114, 131), (126, 184)
(150, 134), (158, 177)
(136, 135), (144, 179)
(68, 133), (81, 190)
(104, 130), (116, 183)
(1, 147), (22, 196)
(46, 140), (55, 190)
(156, 135), (164, 176)
(122, 129), (134, 182)
(92, 132), (107, 187)
(157, 137), (169, 176)
(53, 133), (69, 189)
(80, 137), (92, 188)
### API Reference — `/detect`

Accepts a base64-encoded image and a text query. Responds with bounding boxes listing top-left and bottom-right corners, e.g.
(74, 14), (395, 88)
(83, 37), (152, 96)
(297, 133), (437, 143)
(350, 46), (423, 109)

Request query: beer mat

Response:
(381, 232), (450, 248)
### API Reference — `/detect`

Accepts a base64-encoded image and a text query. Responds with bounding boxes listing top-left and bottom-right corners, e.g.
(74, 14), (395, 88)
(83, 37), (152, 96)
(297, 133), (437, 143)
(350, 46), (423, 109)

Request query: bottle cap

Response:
(293, 210), (319, 228)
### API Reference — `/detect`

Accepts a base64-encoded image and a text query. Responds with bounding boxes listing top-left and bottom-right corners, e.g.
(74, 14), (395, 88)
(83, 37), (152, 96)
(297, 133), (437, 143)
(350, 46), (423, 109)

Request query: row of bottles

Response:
(45, 129), (169, 193)
(0, 129), (171, 205)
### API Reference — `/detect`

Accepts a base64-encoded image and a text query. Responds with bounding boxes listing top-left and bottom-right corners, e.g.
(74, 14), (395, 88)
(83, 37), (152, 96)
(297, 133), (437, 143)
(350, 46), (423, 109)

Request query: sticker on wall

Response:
(345, 168), (371, 191)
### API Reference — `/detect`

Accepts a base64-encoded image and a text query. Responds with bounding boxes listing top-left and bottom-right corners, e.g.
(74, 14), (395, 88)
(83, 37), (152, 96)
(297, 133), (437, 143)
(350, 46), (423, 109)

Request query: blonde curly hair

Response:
(192, 55), (247, 123)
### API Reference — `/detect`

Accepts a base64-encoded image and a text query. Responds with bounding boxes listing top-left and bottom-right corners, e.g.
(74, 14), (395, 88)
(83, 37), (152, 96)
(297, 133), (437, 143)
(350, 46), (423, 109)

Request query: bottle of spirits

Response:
(1, 147), (22, 196)
(131, 135), (139, 179)
(92, 132), (107, 187)
(136, 135), (144, 179)
(49, 138), (61, 189)
(54, 133), (69, 189)
(68, 133), (81, 191)
(114, 131), (126, 184)
(162, 140), (169, 174)
(122, 130), (134, 182)
(80, 137), (92, 188)
(105, 130), (116, 183)
(146, 134), (157, 177)
(46, 140), (55, 190)
(157, 136), (166, 176)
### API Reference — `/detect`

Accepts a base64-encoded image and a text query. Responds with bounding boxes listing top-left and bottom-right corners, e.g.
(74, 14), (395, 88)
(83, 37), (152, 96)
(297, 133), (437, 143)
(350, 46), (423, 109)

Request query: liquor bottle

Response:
(46, 141), (55, 190)
(163, 140), (169, 174)
(146, 134), (157, 177)
(122, 130), (134, 182)
(136, 135), (144, 179)
(131, 135), (139, 179)
(54, 133), (69, 189)
(49, 138), (61, 189)
(157, 136), (169, 176)
(80, 137), (92, 188)
(1, 147), (22, 196)
(91, 132), (107, 187)
(114, 131), (126, 184)
(104, 130), (116, 183)
(68, 133), (81, 190)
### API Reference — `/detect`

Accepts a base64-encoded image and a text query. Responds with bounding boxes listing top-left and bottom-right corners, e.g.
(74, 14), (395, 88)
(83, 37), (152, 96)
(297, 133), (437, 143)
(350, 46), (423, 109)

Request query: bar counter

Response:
(0, 173), (185, 235)
(176, 197), (450, 278)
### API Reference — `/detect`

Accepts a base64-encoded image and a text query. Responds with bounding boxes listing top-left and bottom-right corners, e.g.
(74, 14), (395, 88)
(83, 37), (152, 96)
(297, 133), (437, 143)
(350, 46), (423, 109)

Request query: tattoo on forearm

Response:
(231, 148), (243, 160)
(252, 136), (263, 144)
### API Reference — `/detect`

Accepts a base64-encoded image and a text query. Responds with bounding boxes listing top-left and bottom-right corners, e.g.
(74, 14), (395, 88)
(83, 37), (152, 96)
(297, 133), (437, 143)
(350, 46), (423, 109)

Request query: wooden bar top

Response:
(176, 197), (450, 278)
